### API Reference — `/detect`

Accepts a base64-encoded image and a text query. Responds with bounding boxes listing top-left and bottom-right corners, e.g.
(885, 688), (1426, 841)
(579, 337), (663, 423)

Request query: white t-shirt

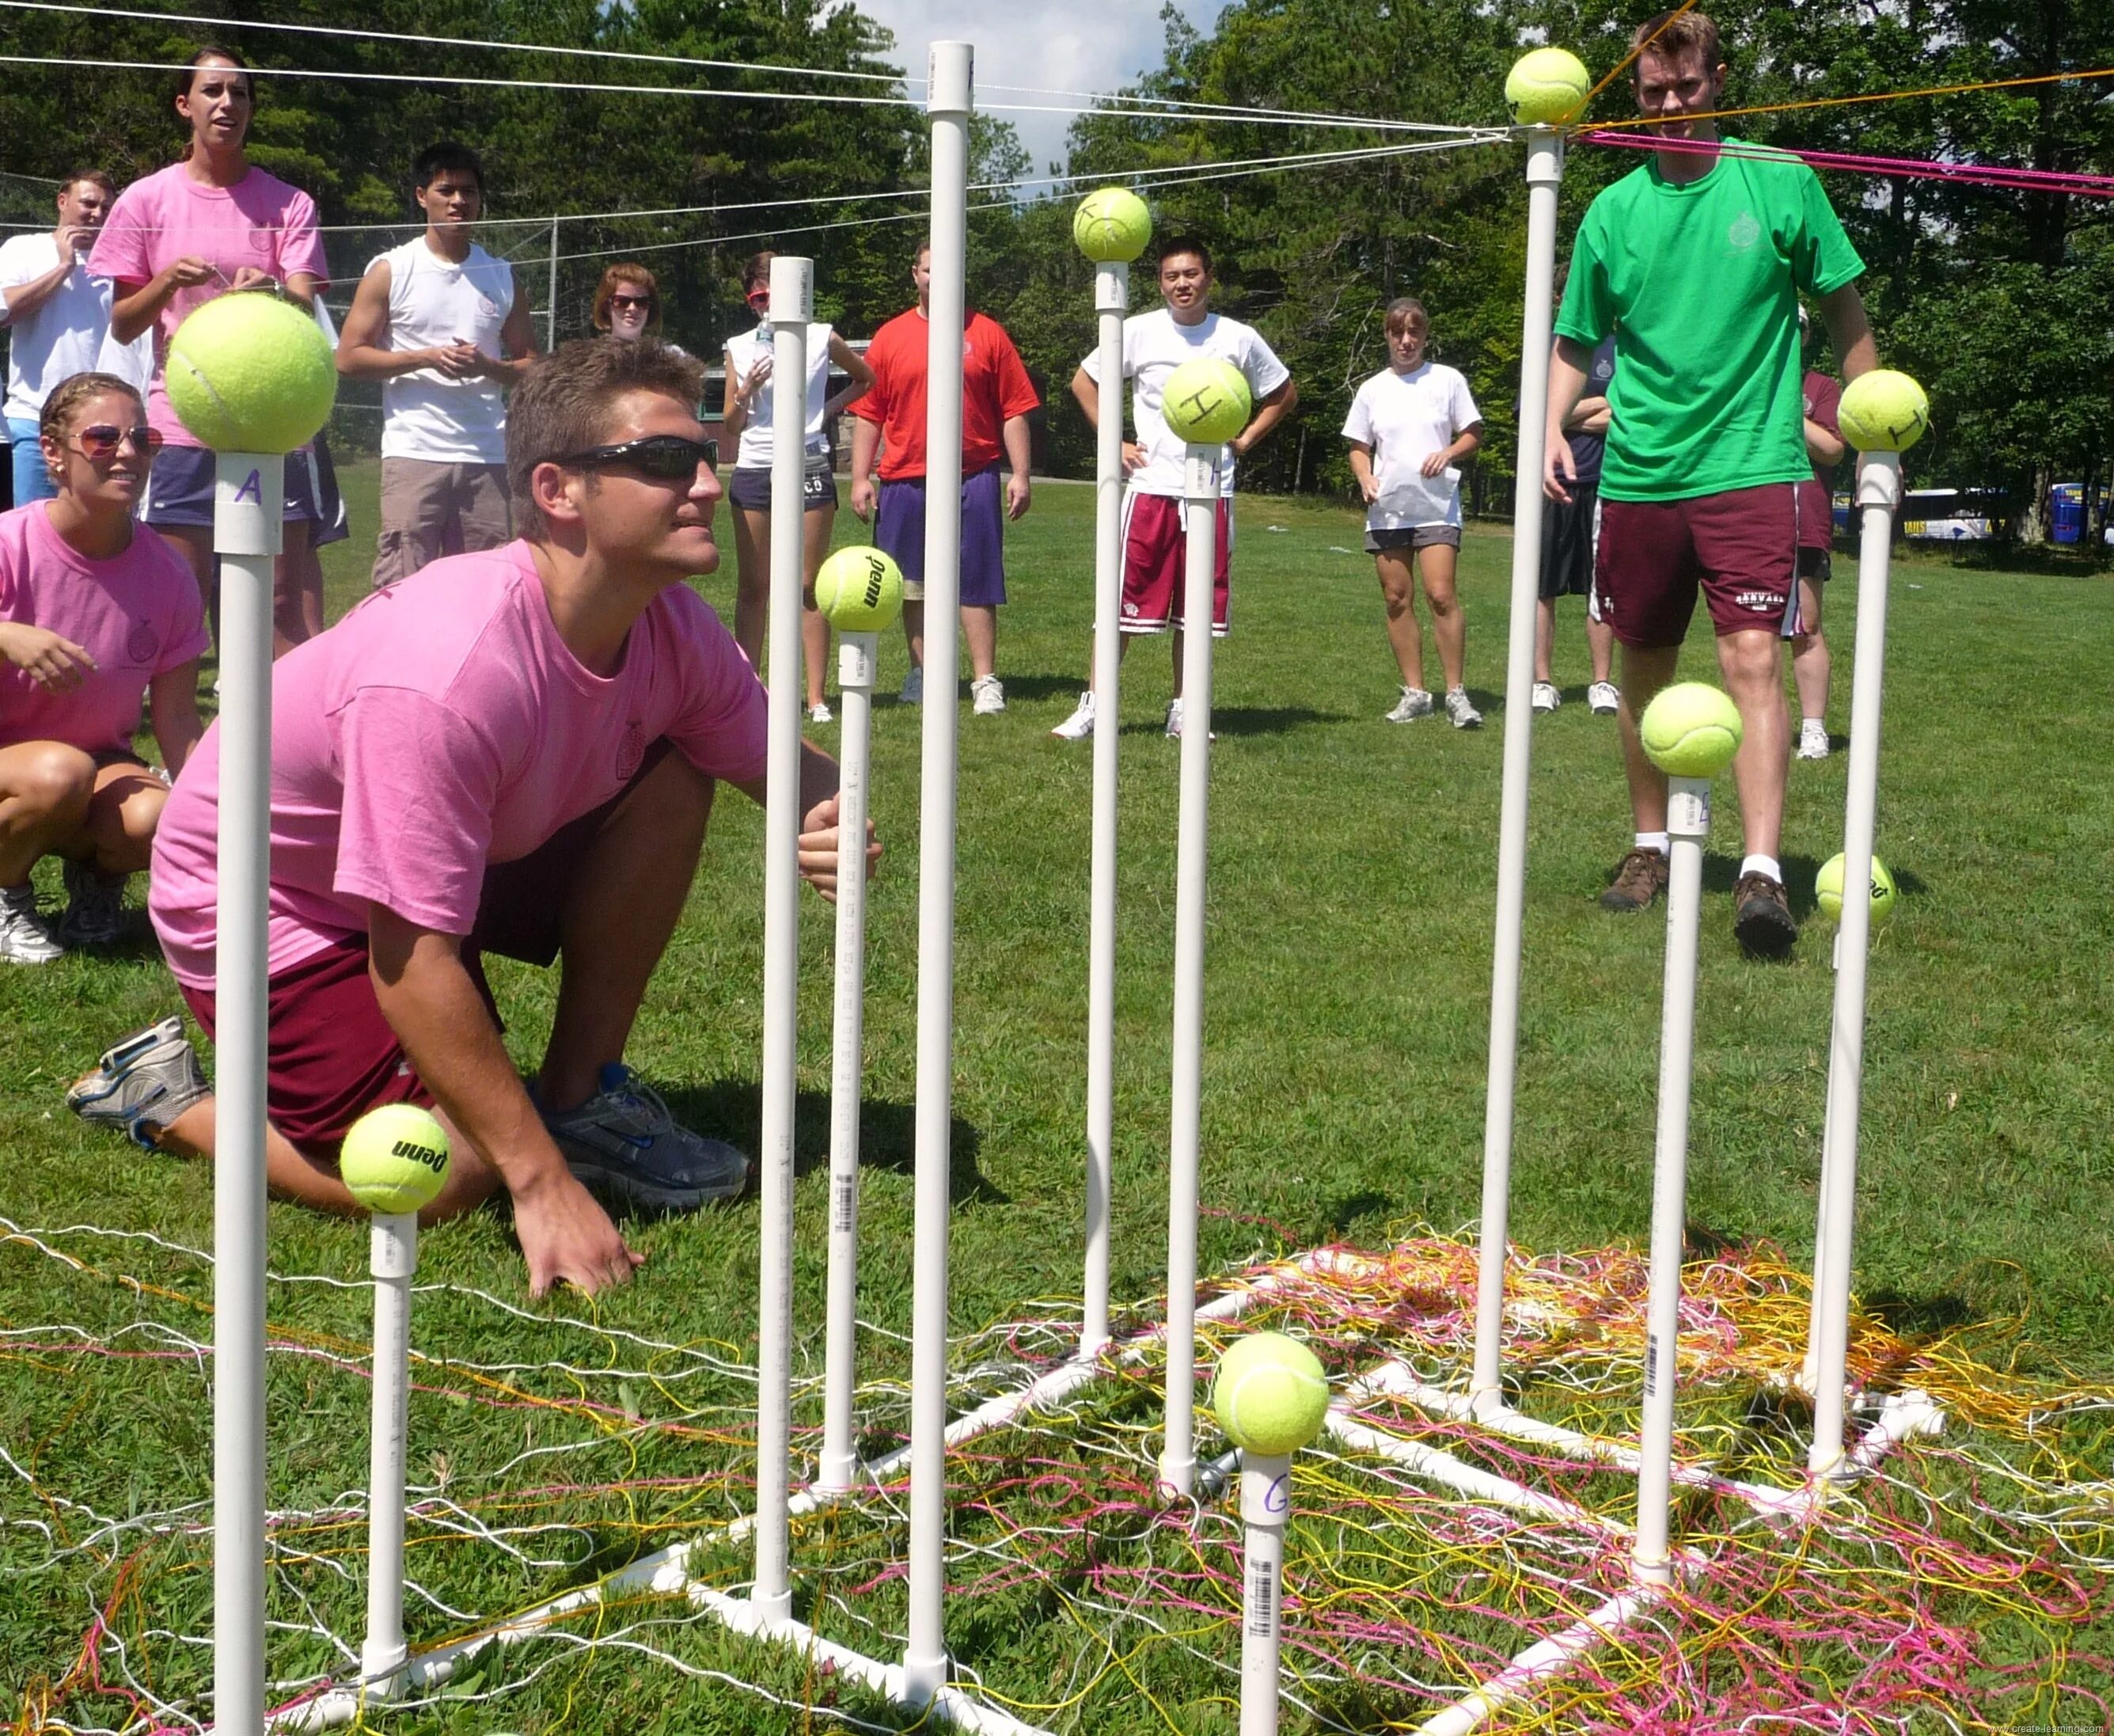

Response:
(1342, 362), (1482, 530)
(724, 322), (833, 470)
(1080, 306), (1289, 498)
(369, 237), (516, 465)
(0, 233), (113, 424)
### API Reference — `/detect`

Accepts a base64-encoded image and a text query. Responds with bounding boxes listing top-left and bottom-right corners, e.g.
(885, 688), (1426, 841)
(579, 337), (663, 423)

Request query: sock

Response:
(1634, 830), (1669, 856)
(1802, 715), (1824, 731)
(1741, 853), (1783, 882)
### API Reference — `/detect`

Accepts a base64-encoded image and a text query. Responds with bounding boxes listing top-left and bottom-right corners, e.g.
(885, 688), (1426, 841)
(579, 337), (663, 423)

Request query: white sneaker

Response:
(1050, 691), (1096, 740)
(1587, 680), (1620, 716)
(1797, 719), (1830, 760)
(807, 701), (834, 725)
(0, 883), (64, 964)
(898, 666), (924, 705)
(1384, 686), (1434, 724)
(1163, 698), (1215, 742)
(970, 675), (1005, 716)
(1444, 687), (1482, 730)
(1531, 681), (1561, 713)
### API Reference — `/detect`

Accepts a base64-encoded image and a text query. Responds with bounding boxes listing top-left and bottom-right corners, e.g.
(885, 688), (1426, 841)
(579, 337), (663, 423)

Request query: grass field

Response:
(3, 461), (2110, 1730)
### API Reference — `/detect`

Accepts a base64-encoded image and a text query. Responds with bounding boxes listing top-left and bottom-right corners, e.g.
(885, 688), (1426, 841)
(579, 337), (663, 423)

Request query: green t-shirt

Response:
(1555, 139), (1865, 503)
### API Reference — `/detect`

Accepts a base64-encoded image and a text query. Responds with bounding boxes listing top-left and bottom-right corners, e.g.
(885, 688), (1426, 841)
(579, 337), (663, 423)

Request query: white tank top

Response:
(725, 321), (833, 470)
(373, 237), (515, 464)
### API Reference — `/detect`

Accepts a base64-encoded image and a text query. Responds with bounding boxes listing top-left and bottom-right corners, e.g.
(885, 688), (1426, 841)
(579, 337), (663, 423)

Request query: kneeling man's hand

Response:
(796, 795), (881, 903)
(515, 1171), (646, 1297)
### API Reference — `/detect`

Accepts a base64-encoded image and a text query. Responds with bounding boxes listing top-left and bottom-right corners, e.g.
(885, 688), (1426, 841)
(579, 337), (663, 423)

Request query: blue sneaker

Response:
(541, 1064), (748, 1210)
(67, 1016), (211, 1148)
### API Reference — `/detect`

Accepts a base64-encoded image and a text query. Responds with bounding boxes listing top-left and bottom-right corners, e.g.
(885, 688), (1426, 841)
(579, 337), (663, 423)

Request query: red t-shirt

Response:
(1798, 370), (1843, 549)
(851, 307), (1040, 481)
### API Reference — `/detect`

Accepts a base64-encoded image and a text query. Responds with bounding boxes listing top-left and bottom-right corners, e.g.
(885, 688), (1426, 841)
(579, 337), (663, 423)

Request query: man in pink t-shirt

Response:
(68, 340), (871, 1298)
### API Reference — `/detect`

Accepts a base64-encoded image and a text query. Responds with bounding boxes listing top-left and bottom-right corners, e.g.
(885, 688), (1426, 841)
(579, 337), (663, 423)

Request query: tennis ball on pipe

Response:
(165, 291), (337, 454)
(1836, 369), (1930, 454)
(340, 1104), (451, 1216)
(1161, 357), (1254, 446)
(1072, 187), (1152, 264)
(1816, 853), (1898, 925)
(813, 545), (905, 632)
(1639, 682), (1743, 778)
(1505, 47), (1592, 126)
(1211, 1331), (1330, 1455)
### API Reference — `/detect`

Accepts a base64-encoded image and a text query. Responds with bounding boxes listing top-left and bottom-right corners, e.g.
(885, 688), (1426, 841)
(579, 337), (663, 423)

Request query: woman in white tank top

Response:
(721, 251), (874, 721)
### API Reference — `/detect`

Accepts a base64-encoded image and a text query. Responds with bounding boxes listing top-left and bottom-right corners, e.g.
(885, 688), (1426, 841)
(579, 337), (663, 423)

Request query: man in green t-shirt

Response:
(1544, 7), (1878, 958)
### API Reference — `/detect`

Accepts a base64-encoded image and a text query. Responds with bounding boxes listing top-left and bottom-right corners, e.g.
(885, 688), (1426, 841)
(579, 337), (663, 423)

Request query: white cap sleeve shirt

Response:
(372, 238), (516, 465)
(727, 323), (833, 471)
(1080, 307), (1290, 498)
(1342, 362), (1482, 530)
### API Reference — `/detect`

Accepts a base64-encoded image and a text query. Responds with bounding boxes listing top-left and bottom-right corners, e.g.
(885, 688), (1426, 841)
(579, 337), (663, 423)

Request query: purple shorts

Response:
(875, 462), (1007, 607)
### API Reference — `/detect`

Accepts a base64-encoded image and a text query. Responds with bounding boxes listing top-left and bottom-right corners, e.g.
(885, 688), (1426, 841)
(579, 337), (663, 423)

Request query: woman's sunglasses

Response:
(545, 435), (718, 480)
(609, 294), (654, 312)
(73, 424), (163, 461)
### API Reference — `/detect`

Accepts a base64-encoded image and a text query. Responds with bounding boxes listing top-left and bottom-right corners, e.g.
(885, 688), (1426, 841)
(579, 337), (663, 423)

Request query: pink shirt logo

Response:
(616, 720), (645, 782)
(127, 621), (160, 665)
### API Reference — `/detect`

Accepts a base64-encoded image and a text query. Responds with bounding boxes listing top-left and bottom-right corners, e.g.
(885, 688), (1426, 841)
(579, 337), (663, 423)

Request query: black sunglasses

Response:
(545, 435), (718, 480)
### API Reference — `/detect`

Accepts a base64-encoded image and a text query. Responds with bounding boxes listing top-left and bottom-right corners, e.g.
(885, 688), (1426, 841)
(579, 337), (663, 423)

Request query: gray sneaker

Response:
(56, 861), (128, 948)
(542, 1064), (748, 1210)
(1384, 686), (1434, 724)
(898, 666), (924, 705)
(67, 1016), (211, 1147)
(1444, 686), (1483, 730)
(0, 883), (63, 964)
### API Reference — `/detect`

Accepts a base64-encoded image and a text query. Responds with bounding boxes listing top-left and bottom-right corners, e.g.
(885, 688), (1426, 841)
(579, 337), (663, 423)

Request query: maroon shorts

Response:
(1595, 482), (1801, 648)
(1120, 492), (1232, 636)
(176, 740), (675, 1157)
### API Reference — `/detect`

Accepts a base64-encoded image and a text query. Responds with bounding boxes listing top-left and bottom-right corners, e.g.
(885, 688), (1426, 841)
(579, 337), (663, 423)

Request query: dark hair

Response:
(59, 169), (115, 199)
(413, 140), (484, 196)
(742, 251), (775, 294)
(1632, 9), (1723, 74)
(1157, 235), (1213, 275)
(1383, 297), (1429, 336)
(173, 45), (250, 107)
(591, 262), (662, 333)
(39, 372), (146, 450)
(507, 338), (705, 540)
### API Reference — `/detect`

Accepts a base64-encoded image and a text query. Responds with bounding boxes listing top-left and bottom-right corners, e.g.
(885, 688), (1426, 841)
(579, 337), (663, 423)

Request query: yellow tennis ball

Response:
(1072, 188), (1152, 264)
(1210, 1331), (1330, 1456)
(1836, 369), (1930, 454)
(813, 545), (904, 632)
(1816, 853), (1898, 925)
(165, 291), (337, 454)
(1639, 682), (1743, 778)
(1505, 47), (1592, 126)
(340, 1104), (451, 1216)
(1160, 357), (1253, 446)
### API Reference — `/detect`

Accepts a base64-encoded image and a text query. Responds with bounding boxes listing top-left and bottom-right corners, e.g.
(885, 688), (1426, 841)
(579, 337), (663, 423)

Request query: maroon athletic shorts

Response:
(1595, 482), (1801, 648)
(1120, 492), (1232, 636)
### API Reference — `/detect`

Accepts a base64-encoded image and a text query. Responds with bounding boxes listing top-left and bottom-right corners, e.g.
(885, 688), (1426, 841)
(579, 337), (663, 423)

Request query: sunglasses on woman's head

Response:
(545, 435), (718, 480)
(74, 424), (162, 460)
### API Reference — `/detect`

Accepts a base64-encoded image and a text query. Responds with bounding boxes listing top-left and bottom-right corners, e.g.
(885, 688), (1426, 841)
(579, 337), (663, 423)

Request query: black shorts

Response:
(1365, 524), (1461, 554)
(1540, 484), (1599, 601)
(728, 460), (837, 515)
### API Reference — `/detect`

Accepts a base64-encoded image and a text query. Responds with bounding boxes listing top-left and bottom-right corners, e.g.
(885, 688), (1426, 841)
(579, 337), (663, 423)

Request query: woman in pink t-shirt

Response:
(0, 374), (206, 963)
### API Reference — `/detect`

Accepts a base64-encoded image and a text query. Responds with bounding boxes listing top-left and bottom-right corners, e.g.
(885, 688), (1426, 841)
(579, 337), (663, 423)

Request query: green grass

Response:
(2, 462), (2110, 1730)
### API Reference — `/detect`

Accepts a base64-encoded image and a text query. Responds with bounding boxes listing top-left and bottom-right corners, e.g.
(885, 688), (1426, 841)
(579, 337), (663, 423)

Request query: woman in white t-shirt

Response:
(721, 251), (874, 722)
(1342, 298), (1485, 728)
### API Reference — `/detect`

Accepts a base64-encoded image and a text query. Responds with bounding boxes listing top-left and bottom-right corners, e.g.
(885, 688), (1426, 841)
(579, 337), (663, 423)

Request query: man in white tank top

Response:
(338, 142), (537, 588)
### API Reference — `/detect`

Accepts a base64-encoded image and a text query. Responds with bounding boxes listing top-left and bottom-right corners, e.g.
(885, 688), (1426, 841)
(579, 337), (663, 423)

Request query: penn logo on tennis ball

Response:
(392, 1137), (447, 1173)
(860, 554), (886, 610)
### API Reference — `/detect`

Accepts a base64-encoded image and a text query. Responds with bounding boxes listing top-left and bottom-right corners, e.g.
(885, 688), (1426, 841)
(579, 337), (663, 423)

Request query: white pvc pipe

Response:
(1471, 127), (1566, 1414)
(360, 1213), (416, 1692)
(1631, 774), (1710, 1586)
(214, 450), (282, 1736)
(1237, 1451), (1292, 1736)
(818, 629), (879, 1493)
(1807, 448), (1903, 1479)
(1159, 442), (1220, 1501)
(905, 39), (973, 1708)
(1080, 258), (1129, 1358)
(753, 256), (814, 1624)
(1413, 1578), (1672, 1736)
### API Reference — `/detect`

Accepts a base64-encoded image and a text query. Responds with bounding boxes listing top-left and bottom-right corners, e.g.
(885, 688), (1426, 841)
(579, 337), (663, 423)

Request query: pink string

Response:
(1580, 128), (2114, 198)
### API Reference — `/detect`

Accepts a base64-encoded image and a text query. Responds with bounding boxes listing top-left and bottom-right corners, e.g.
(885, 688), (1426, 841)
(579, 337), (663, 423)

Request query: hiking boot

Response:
(1444, 686), (1482, 730)
(542, 1063), (748, 1210)
(1531, 681), (1560, 713)
(56, 861), (128, 948)
(1384, 686), (1434, 724)
(1600, 847), (1670, 912)
(1587, 680), (1620, 716)
(0, 883), (64, 964)
(1734, 871), (1798, 958)
(1050, 691), (1096, 740)
(67, 1016), (211, 1147)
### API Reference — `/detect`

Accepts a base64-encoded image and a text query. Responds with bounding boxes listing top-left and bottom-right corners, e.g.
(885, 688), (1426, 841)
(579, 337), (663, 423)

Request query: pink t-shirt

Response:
(86, 162), (330, 446)
(149, 542), (769, 989)
(0, 502), (207, 754)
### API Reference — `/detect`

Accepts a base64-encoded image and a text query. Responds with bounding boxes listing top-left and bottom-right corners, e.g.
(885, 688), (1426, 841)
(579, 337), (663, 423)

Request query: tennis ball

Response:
(1505, 47), (1592, 127)
(813, 545), (905, 632)
(1638, 682), (1743, 778)
(1816, 853), (1898, 925)
(1160, 357), (1253, 447)
(165, 291), (337, 454)
(1072, 187), (1152, 264)
(1210, 1331), (1330, 1456)
(340, 1104), (451, 1216)
(1835, 369), (1930, 454)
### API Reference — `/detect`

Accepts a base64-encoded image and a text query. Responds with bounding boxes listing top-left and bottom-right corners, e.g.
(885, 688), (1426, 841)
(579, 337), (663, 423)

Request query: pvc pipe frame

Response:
(361, 1214), (418, 1692)
(1471, 127), (1565, 1412)
(214, 450), (283, 1736)
(1238, 1453), (1292, 1736)
(905, 39), (974, 1708)
(753, 256), (814, 1624)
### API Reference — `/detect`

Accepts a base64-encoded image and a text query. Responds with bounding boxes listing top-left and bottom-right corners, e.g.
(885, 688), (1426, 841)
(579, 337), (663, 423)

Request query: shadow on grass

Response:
(1703, 851), (1825, 915)
(989, 670), (1091, 704)
(1110, 705), (1351, 739)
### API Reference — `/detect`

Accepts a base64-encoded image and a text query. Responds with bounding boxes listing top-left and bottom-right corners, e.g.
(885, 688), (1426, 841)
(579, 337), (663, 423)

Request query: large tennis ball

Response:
(813, 545), (904, 632)
(1835, 369), (1930, 454)
(1638, 682), (1743, 778)
(1072, 187), (1152, 264)
(165, 291), (337, 454)
(1160, 357), (1253, 446)
(1210, 1331), (1330, 1456)
(340, 1104), (451, 1216)
(1505, 47), (1592, 126)
(1816, 853), (1898, 925)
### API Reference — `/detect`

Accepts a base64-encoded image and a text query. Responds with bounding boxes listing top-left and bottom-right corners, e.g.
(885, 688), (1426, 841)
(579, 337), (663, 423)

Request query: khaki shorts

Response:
(373, 457), (512, 589)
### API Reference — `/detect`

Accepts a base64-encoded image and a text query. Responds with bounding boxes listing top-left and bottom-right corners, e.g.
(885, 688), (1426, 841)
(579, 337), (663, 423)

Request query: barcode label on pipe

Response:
(1644, 1333), (1660, 1399)
(1247, 1560), (1277, 1636)
(833, 1174), (856, 1235)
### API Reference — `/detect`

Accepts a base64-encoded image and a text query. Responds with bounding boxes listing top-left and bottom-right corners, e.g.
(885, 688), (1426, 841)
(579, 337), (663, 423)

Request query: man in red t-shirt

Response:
(848, 243), (1040, 712)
